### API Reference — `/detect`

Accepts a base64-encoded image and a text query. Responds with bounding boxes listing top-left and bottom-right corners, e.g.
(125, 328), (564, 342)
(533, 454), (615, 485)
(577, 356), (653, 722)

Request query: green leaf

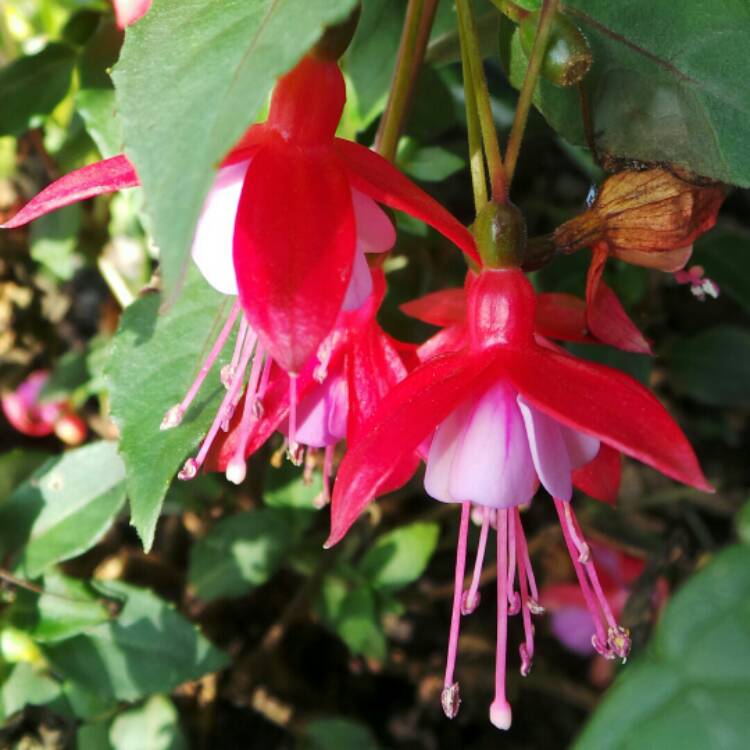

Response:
(30, 203), (81, 281)
(77, 721), (114, 750)
(575, 545), (750, 750)
(0, 450), (50, 505)
(110, 694), (187, 750)
(264, 463), (323, 510)
(0, 44), (78, 136)
(0, 663), (62, 723)
(44, 580), (228, 701)
(112, 0), (358, 296)
(188, 509), (293, 601)
(76, 19), (124, 157)
(668, 326), (750, 407)
(107, 268), (235, 551)
(692, 229), (750, 315)
(502, 2), (750, 186)
(0, 441), (127, 577)
(302, 718), (380, 750)
(7, 572), (110, 643)
(359, 522), (440, 592)
(397, 140), (465, 182)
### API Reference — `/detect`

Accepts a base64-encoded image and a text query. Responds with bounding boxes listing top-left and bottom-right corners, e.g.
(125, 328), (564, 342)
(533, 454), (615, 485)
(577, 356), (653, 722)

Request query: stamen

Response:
(314, 444), (335, 509)
(461, 506), (490, 615)
(507, 512), (520, 615)
(179, 325), (256, 479)
(554, 499), (611, 657)
(303, 448), (317, 485)
(221, 316), (249, 388)
(161, 301), (241, 430)
(563, 501), (590, 563)
(253, 357), (273, 418)
(225, 344), (268, 484)
(442, 502), (471, 719)
(490, 509), (512, 731)
(514, 510), (535, 676)
(515, 512), (543, 614)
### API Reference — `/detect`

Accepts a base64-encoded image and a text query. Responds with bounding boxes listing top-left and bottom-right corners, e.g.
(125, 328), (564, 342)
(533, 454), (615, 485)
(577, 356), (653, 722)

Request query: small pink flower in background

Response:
(541, 545), (647, 657)
(2, 370), (87, 445)
(674, 265), (720, 301)
(113, 0), (152, 28)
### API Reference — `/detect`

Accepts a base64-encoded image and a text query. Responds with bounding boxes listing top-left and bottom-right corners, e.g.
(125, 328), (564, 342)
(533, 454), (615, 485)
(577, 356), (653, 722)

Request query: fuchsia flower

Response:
(328, 267), (711, 730)
(203, 269), (419, 499)
(674, 265), (720, 301)
(2, 370), (87, 445)
(2, 54), (477, 480)
(541, 544), (656, 657)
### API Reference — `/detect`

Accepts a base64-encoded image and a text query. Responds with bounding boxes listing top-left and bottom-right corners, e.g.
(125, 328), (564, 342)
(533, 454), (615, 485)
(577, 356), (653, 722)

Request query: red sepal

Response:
(400, 288), (466, 327)
(586, 245), (652, 355)
(2, 155), (139, 228)
(333, 138), (479, 264)
(573, 443), (622, 504)
(233, 140), (356, 374)
(327, 348), (502, 547)
(536, 293), (592, 343)
(499, 346), (712, 492)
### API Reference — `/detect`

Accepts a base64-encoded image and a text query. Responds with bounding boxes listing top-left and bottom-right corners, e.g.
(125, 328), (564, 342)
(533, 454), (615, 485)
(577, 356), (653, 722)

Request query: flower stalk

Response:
(374, 0), (439, 161)
(504, 0), (560, 187)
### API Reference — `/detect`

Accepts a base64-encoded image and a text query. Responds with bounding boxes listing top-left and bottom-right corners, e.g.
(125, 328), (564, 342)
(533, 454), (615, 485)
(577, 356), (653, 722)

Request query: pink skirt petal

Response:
(341, 249), (373, 311)
(424, 398), (473, 503)
(352, 189), (396, 254)
(561, 424), (600, 469)
(450, 382), (536, 508)
(518, 396), (573, 501)
(191, 160), (250, 295)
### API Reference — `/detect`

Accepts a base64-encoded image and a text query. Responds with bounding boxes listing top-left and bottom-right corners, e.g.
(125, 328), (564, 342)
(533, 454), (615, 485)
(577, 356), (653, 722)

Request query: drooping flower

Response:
(328, 266), (710, 730)
(2, 370), (87, 445)
(203, 269), (419, 499)
(2, 53), (477, 477)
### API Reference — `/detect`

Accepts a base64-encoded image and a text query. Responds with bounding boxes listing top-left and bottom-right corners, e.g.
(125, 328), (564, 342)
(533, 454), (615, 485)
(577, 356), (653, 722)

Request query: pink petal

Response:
(424, 398), (473, 503)
(290, 374), (348, 448)
(550, 607), (596, 655)
(2, 156), (139, 229)
(451, 382), (537, 508)
(341, 249), (372, 312)
(191, 160), (250, 296)
(518, 396), (573, 501)
(352, 189), (395, 254)
(113, 0), (151, 28)
(561, 425), (600, 469)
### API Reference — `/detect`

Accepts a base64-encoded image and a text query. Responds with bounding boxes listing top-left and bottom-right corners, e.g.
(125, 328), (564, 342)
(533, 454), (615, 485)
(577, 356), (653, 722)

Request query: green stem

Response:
(488, 0), (529, 23)
(456, 0), (507, 204)
(504, 0), (559, 188)
(459, 19), (487, 212)
(374, 0), (438, 161)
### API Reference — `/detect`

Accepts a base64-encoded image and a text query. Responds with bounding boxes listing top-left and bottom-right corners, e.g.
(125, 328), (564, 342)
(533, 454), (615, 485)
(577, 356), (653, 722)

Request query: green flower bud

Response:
(312, 5), (362, 62)
(519, 11), (592, 87)
(474, 201), (527, 269)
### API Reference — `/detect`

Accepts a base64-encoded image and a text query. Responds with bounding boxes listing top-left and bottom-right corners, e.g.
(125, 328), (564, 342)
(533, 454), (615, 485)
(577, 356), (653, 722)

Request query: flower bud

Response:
(473, 201), (527, 269)
(553, 168), (725, 271)
(519, 11), (592, 87)
(312, 4), (361, 61)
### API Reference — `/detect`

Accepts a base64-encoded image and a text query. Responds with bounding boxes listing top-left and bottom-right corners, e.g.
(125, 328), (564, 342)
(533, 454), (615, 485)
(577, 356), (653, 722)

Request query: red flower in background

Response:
(329, 267), (710, 729)
(2, 370), (87, 446)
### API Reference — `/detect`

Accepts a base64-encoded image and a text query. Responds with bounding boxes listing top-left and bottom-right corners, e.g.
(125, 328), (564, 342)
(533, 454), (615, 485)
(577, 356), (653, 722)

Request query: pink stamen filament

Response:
(462, 506), (490, 615)
(506, 511), (520, 614)
(315, 444), (335, 508)
(162, 302), (241, 429)
(563, 500), (591, 562)
(223, 316), (249, 387)
(515, 512), (541, 608)
(490, 508), (512, 731)
(226, 344), (268, 484)
(442, 502), (471, 719)
(182, 327), (257, 477)
(514, 509), (535, 676)
(288, 376), (299, 454)
(553, 499), (611, 657)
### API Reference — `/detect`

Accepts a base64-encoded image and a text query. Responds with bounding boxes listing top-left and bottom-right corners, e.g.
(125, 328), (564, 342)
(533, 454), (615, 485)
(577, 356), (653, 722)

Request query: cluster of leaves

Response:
(0, 0), (749, 748)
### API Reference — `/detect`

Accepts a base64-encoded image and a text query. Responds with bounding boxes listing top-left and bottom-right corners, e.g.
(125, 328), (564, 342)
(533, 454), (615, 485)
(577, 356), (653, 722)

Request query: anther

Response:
(527, 598), (545, 615)
(591, 634), (615, 660)
(441, 683), (461, 719)
(287, 442), (304, 466)
(519, 644), (533, 677)
(160, 404), (183, 430)
(220, 364), (235, 389)
(177, 457), (198, 481)
(608, 626), (631, 661)
(507, 592), (521, 616)
(460, 590), (480, 615)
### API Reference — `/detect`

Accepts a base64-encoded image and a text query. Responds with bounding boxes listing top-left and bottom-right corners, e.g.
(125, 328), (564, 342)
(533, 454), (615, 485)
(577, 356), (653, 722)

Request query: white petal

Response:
(424, 398), (473, 504)
(352, 189), (395, 254)
(191, 160), (250, 296)
(518, 396), (573, 502)
(450, 382), (537, 508)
